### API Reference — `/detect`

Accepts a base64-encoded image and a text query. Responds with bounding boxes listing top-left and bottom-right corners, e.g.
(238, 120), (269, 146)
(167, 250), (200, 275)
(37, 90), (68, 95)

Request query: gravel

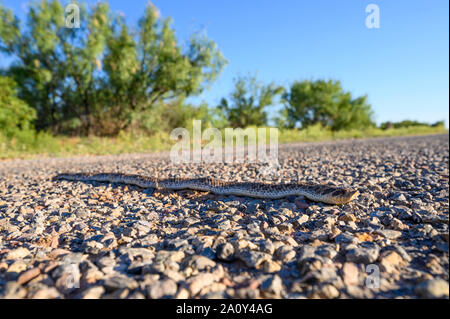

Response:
(0, 134), (448, 299)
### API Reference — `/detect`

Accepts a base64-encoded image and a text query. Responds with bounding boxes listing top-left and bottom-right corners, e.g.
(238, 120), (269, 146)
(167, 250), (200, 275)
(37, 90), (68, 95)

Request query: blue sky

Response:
(1, 0), (449, 126)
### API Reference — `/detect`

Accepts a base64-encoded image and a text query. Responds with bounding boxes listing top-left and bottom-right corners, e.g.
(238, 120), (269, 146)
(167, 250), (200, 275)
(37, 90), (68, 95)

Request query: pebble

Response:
(274, 245), (296, 263)
(346, 243), (380, 264)
(342, 262), (360, 286)
(17, 267), (41, 285)
(263, 260), (282, 273)
(4, 247), (30, 260)
(374, 229), (403, 240)
(379, 251), (403, 273)
(260, 274), (283, 297)
(187, 255), (216, 271)
(309, 283), (340, 299)
(80, 286), (105, 299)
(186, 273), (219, 296)
(237, 250), (271, 269)
(103, 275), (139, 292)
(415, 279), (449, 298)
(335, 232), (360, 244)
(147, 279), (178, 299)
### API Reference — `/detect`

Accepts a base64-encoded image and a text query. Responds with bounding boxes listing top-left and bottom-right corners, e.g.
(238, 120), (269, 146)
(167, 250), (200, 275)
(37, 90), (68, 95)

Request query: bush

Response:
(218, 74), (284, 128)
(0, 76), (36, 138)
(281, 79), (375, 131)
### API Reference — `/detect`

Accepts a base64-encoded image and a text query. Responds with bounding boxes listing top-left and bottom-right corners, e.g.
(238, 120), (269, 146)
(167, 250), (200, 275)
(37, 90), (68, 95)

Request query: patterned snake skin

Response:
(54, 172), (360, 205)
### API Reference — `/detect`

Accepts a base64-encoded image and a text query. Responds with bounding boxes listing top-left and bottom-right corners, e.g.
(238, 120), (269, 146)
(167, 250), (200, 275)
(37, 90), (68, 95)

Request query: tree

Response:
(0, 1), (226, 135)
(281, 79), (375, 131)
(218, 74), (284, 128)
(0, 76), (36, 138)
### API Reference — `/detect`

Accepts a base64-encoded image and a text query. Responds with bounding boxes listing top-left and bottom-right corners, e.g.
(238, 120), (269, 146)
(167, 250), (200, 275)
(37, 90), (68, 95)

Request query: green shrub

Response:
(0, 76), (36, 138)
(281, 79), (375, 131)
(218, 74), (284, 128)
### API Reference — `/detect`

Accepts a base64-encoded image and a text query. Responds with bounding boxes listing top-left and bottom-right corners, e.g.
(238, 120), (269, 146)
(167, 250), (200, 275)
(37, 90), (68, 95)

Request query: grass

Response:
(1, 124), (447, 160)
(277, 124), (448, 143)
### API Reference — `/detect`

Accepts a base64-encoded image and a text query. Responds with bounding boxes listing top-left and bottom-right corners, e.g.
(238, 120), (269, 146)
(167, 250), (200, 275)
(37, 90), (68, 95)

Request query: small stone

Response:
(154, 250), (185, 264)
(237, 250), (271, 269)
(175, 288), (190, 299)
(82, 264), (104, 284)
(335, 233), (360, 244)
(186, 273), (218, 296)
(274, 246), (296, 263)
(47, 248), (70, 259)
(338, 213), (357, 222)
(17, 267), (41, 285)
(103, 275), (139, 292)
(0, 262), (8, 271)
(346, 243), (380, 264)
(188, 255), (216, 271)
(297, 245), (316, 261)
(297, 258), (323, 276)
(329, 226), (342, 240)
(259, 240), (275, 254)
(379, 251), (403, 273)
(216, 243), (235, 261)
(7, 261), (27, 274)
(128, 292), (146, 299)
(74, 207), (90, 218)
(80, 286), (105, 299)
(392, 193), (407, 202)
(260, 274), (283, 297)
(355, 233), (373, 242)
(30, 287), (61, 299)
(374, 229), (402, 240)
(342, 262), (359, 286)
(391, 218), (408, 230)
(1, 282), (27, 299)
(120, 247), (155, 264)
(217, 220), (232, 230)
(315, 245), (338, 259)
(293, 214), (309, 227)
(102, 288), (129, 299)
(5, 247), (30, 260)
(263, 260), (282, 273)
(278, 223), (293, 232)
(147, 279), (178, 299)
(345, 285), (374, 298)
(415, 279), (449, 298)
(309, 284), (339, 299)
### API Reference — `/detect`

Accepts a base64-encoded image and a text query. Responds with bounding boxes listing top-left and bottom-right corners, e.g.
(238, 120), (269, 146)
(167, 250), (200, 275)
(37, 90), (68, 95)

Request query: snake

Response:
(54, 172), (359, 205)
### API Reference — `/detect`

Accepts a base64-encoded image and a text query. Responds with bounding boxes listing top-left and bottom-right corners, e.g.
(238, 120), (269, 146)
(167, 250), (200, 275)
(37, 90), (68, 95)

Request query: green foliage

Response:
(281, 79), (375, 131)
(0, 76), (36, 137)
(218, 74), (284, 128)
(380, 120), (445, 130)
(0, 1), (226, 135)
(130, 98), (217, 134)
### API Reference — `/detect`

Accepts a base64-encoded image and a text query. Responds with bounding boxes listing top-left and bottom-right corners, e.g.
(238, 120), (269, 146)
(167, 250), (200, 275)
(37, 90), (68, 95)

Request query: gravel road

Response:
(0, 134), (448, 299)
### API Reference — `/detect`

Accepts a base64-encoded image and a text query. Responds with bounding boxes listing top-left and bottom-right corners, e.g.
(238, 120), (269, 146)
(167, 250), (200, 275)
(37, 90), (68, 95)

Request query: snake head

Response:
(333, 188), (360, 205)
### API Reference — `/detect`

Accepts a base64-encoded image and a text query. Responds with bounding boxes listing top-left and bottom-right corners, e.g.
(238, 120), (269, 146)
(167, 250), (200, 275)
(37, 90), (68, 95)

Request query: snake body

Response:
(54, 173), (359, 205)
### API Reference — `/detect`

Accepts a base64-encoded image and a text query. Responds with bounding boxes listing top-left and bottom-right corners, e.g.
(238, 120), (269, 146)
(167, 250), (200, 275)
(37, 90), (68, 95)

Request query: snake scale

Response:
(54, 172), (359, 205)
